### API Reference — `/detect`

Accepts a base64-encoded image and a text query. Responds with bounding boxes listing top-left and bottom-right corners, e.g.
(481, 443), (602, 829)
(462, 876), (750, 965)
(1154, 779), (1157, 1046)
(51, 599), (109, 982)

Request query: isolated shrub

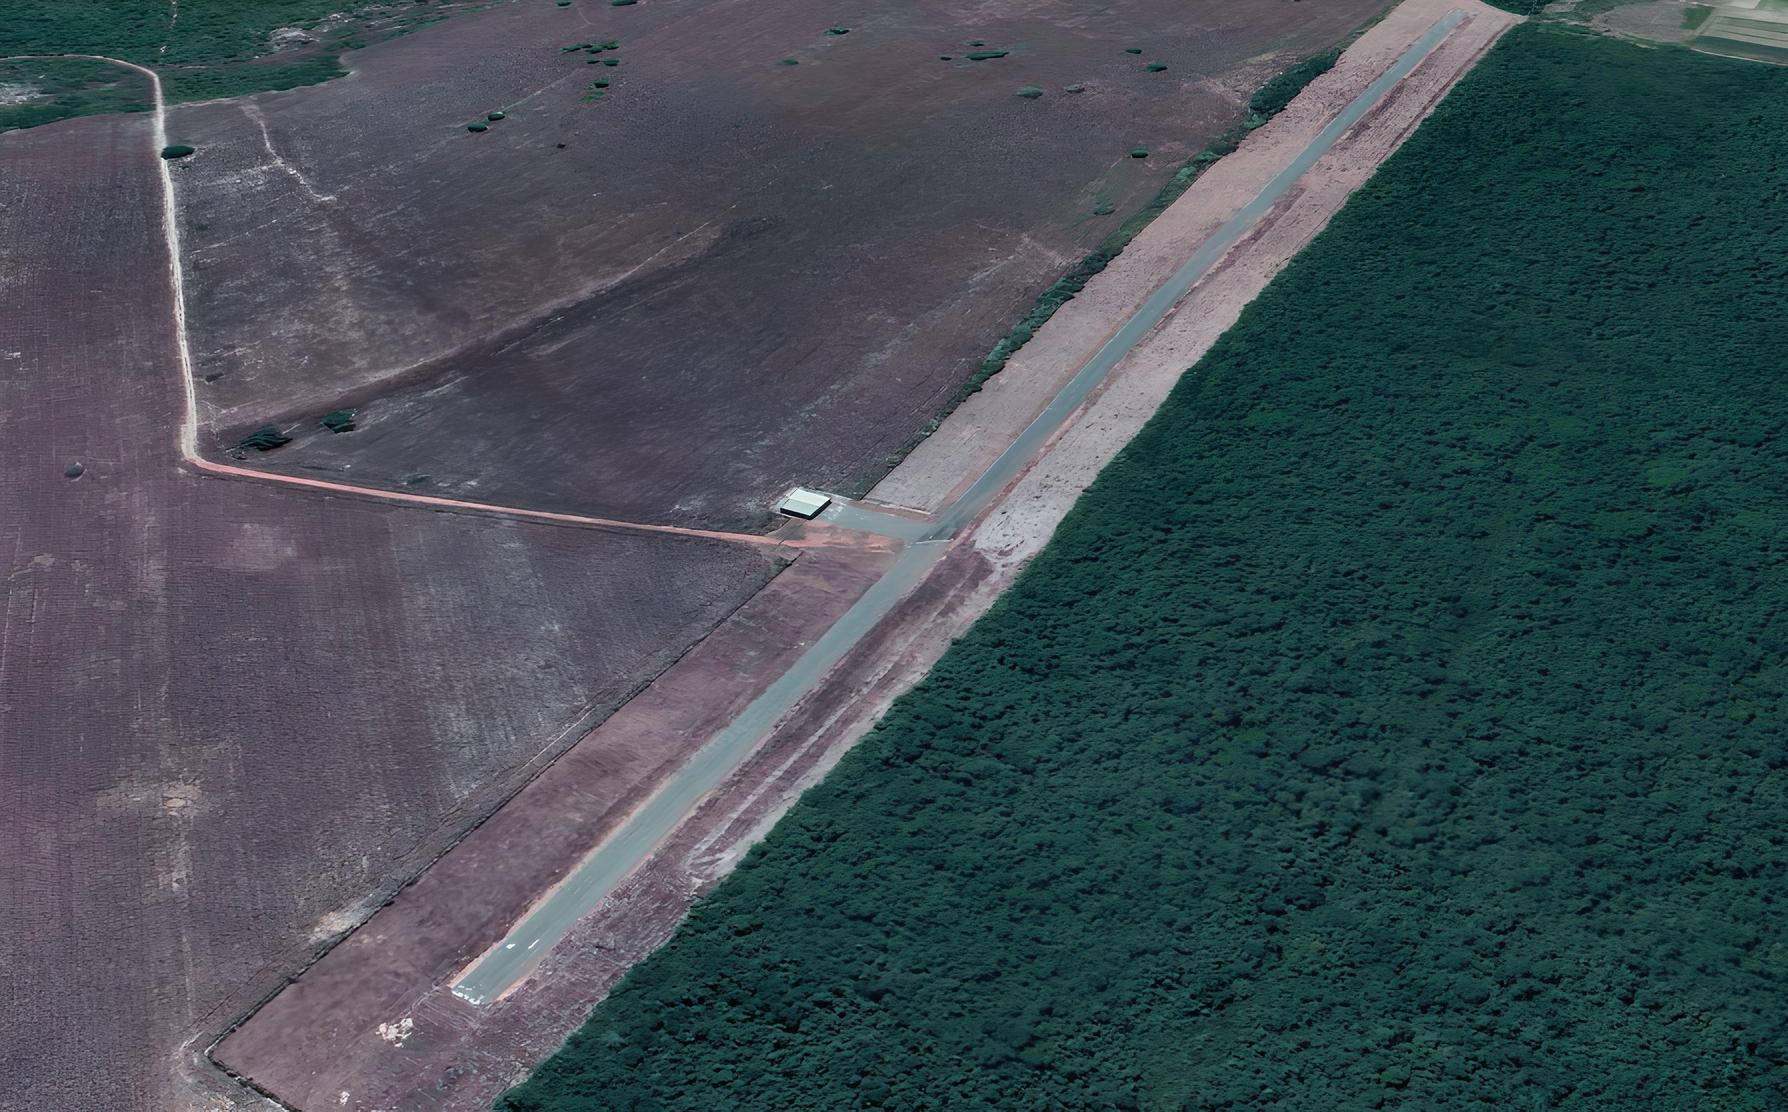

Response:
(609, 0), (636, 6)
(599, 39), (620, 48)
(1015, 86), (1043, 99)
(1128, 146), (1149, 158)
(239, 425), (290, 451)
(967, 39), (984, 46)
(825, 26), (849, 35)
(1124, 46), (1142, 54)
(467, 121), (488, 131)
(965, 50), (1008, 61)
(780, 57), (800, 65)
(602, 57), (618, 65)
(159, 144), (195, 159)
(1146, 62), (1167, 72)
(487, 110), (505, 120)
(319, 409), (355, 433)
(591, 78), (609, 87)
(64, 462), (84, 479)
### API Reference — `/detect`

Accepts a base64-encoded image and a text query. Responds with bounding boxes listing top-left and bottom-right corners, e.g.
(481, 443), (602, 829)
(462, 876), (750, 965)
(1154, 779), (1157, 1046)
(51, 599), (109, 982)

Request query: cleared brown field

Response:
(168, 0), (1385, 530)
(0, 111), (776, 1109)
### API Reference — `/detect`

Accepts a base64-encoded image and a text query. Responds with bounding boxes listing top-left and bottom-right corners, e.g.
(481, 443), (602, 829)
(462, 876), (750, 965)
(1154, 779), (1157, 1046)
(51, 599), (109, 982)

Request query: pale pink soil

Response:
(0, 111), (775, 1112)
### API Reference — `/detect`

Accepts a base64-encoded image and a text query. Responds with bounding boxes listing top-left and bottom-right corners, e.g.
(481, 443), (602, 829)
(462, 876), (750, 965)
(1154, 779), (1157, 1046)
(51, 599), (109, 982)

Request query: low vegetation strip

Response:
(501, 24), (1787, 1110)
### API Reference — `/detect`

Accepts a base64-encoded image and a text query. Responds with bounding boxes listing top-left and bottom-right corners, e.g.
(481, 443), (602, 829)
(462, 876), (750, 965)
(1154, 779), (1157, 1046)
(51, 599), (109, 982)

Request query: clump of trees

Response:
(1248, 45), (1340, 117)
(238, 425), (290, 451)
(501, 25), (1788, 1112)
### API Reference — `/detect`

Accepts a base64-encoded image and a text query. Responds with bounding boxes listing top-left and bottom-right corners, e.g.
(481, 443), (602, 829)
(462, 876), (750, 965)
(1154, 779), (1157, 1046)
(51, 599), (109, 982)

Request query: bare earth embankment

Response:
(211, 3), (1517, 1108)
(0, 111), (777, 1111)
(165, 0), (1384, 530)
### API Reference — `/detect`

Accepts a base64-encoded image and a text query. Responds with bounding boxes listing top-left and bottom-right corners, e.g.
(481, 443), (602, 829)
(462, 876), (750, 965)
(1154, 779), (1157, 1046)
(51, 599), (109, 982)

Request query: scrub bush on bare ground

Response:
(501, 26), (1788, 1111)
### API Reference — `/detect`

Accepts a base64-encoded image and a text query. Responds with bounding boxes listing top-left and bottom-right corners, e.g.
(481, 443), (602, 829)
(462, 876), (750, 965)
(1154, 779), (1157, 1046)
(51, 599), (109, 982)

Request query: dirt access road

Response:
(213, 2), (1519, 1107)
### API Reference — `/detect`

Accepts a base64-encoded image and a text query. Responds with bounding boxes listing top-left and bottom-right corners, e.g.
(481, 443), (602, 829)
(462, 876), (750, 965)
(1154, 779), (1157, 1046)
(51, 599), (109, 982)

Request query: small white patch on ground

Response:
(374, 1017), (413, 1046)
(0, 82), (41, 106)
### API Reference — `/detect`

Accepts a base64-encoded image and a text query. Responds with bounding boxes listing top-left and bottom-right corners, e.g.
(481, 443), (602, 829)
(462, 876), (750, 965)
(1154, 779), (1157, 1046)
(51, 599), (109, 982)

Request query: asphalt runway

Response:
(451, 7), (1469, 1007)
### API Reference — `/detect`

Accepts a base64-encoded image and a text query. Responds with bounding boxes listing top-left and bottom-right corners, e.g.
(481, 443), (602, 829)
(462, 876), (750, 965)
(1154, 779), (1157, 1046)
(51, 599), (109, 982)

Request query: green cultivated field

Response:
(500, 23), (1788, 1112)
(502, 22), (1788, 1110)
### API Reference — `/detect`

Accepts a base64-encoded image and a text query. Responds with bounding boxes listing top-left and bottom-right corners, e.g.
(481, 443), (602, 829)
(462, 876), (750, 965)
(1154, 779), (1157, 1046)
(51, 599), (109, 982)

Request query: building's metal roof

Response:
(777, 487), (832, 519)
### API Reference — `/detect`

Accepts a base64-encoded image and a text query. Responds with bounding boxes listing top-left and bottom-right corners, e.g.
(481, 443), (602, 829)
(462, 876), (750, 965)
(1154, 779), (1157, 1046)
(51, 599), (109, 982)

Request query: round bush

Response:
(1146, 62), (1168, 72)
(1016, 86), (1043, 99)
(160, 144), (195, 160)
(467, 121), (489, 132)
(488, 110), (506, 121)
(1129, 146), (1149, 158)
(1125, 47), (1143, 54)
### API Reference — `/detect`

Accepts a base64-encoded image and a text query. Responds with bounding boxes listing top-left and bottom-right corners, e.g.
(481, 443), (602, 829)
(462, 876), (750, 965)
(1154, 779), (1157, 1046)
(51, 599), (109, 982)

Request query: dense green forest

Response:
(502, 23), (1787, 1111)
(0, 0), (457, 123)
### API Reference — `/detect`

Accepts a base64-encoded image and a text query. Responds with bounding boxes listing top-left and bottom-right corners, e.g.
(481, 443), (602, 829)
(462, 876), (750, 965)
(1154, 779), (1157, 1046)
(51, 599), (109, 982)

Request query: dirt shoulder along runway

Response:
(208, 2), (1519, 1107)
